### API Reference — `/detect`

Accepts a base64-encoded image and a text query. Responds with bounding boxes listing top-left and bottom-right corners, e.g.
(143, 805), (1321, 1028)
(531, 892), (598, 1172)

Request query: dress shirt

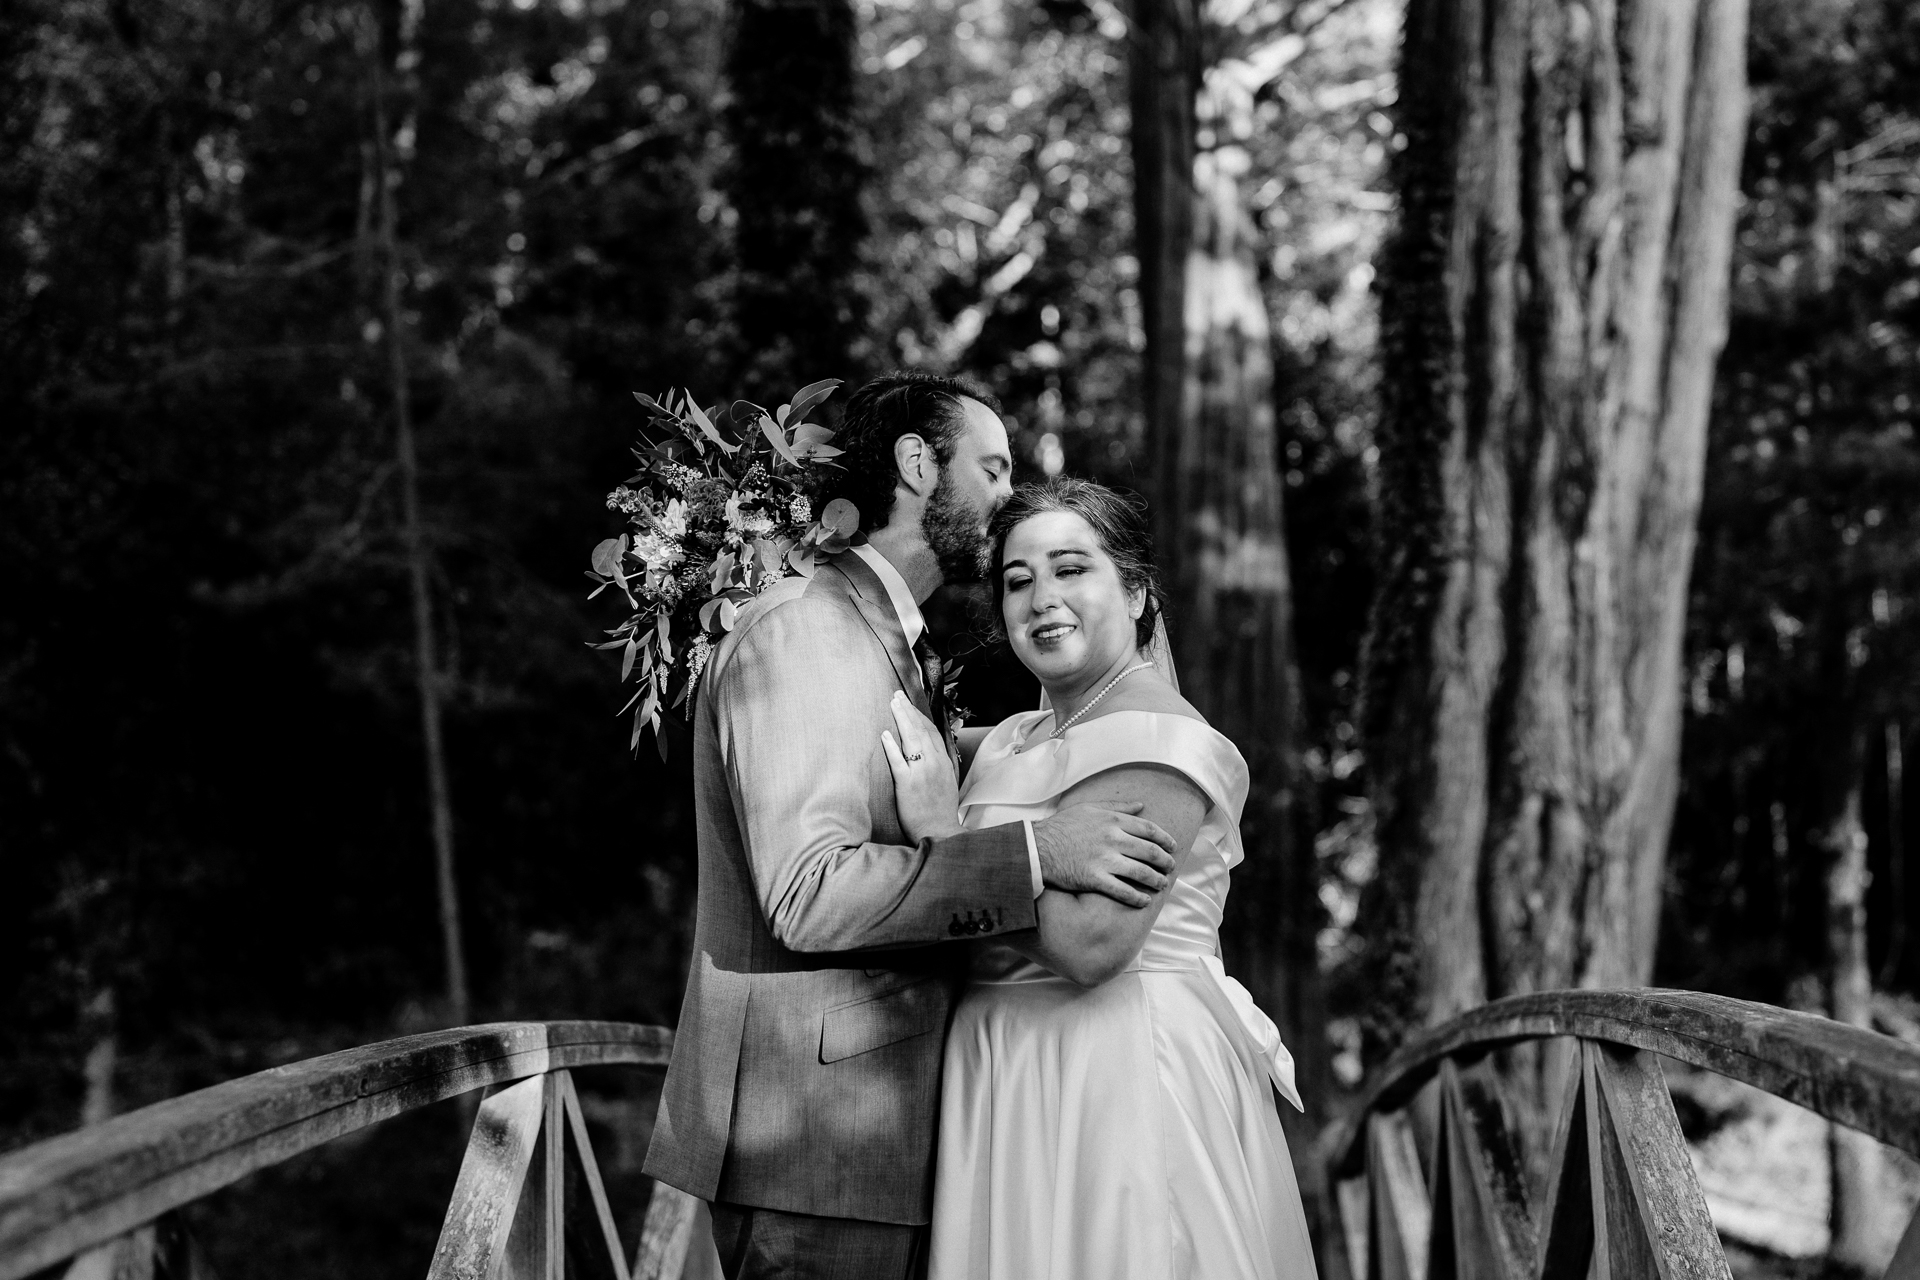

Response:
(849, 542), (925, 651)
(848, 541), (1044, 899)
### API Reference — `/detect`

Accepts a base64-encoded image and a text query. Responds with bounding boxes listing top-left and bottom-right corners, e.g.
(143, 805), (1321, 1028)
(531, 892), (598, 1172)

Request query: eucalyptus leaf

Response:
(820, 497), (859, 536)
(758, 413), (803, 467)
(791, 423), (834, 448)
(709, 550), (737, 595)
(687, 397), (739, 455)
(786, 378), (842, 424)
(591, 537), (624, 577)
(619, 681), (648, 715)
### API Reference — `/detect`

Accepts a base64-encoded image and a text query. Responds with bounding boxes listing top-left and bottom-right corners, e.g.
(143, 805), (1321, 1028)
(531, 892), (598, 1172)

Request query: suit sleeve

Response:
(711, 594), (1039, 953)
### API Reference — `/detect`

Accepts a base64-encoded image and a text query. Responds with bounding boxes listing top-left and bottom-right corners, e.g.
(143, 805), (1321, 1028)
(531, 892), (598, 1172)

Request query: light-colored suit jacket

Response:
(643, 552), (1038, 1225)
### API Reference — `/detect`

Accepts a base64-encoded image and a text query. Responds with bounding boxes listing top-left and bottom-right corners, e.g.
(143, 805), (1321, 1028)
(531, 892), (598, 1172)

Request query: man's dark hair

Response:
(830, 371), (1002, 532)
(988, 477), (1167, 650)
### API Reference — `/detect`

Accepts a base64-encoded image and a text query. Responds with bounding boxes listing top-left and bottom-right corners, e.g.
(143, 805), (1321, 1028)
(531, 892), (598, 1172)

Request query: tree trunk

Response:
(1360, 0), (1750, 1155)
(724, 0), (865, 398)
(1181, 144), (1329, 1123)
(1129, 0), (1326, 1139)
(373, 0), (470, 1028)
(1804, 598), (1889, 1268)
(1127, 0), (1199, 574)
(1821, 735), (1887, 1269)
(1882, 719), (1906, 987)
(79, 985), (116, 1127)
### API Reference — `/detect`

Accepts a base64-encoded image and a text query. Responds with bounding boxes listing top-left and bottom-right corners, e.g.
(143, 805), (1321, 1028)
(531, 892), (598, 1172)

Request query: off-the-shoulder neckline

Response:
(1003, 705), (1216, 754)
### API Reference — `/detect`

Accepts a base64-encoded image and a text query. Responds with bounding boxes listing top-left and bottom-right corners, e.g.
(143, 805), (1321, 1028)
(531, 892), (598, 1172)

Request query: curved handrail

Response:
(1330, 987), (1920, 1176)
(0, 1020), (671, 1280)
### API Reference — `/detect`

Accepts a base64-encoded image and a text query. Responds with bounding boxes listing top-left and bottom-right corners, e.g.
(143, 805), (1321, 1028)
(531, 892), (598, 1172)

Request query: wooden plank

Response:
(1331, 989), (1920, 1175)
(1590, 1046), (1661, 1280)
(632, 1183), (701, 1280)
(1886, 1200), (1920, 1280)
(1425, 1059), (1532, 1279)
(1589, 1043), (1731, 1280)
(0, 1021), (671, 1280)
(1365, 1110), (1429, 1280)
(560, 1074), (632, 1280)
(1533, 1047), (1595, 1280)
(60, 1224), (154, 1280)
(1335, 1176), (1371, 1280)
(427, 1075), (546, 1280)
(1422, 1078), (1461, 1280)
(545, 1074), (564, 1280)
(503, 1113), (548, 1280)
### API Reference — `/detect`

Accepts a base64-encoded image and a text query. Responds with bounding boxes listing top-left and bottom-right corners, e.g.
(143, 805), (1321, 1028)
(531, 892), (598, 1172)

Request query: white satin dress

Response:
(927, 709), (1319, 1280)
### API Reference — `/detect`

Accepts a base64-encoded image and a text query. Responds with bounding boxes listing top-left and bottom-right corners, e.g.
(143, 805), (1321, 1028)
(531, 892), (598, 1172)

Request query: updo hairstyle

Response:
(986, 477), (1167, 650)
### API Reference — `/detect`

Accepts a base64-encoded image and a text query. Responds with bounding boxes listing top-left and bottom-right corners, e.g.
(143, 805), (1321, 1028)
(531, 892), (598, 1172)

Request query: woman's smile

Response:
(1029, 618), (1077, 647)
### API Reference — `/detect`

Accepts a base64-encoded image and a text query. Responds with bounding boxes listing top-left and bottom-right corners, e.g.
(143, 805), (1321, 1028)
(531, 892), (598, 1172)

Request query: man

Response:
(644, 372), (1177, 1278)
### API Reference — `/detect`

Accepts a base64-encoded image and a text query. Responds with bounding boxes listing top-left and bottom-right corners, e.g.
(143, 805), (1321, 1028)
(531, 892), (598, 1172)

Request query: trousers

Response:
(709, 1201), (927, 1280)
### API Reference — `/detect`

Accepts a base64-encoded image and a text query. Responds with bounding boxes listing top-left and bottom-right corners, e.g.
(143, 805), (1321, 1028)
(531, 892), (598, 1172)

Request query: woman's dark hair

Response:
(830, 371), (1002, 532)
(987, 477), (1167, 650)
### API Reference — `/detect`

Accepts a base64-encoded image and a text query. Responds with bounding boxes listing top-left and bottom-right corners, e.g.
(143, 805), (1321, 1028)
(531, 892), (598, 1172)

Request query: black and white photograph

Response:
(5, 0), (1920, 1276)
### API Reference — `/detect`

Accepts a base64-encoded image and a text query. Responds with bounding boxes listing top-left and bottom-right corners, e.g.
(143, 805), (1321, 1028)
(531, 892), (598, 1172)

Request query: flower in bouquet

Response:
(587, 378), (861, 755)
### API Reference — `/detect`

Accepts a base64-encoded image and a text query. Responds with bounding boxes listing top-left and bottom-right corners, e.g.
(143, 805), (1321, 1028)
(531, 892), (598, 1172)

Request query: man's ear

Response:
(892, 432), (939, 500)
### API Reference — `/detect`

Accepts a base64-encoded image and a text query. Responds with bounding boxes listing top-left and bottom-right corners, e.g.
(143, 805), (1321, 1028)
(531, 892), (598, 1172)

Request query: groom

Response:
(645, 371), (1178, 1278)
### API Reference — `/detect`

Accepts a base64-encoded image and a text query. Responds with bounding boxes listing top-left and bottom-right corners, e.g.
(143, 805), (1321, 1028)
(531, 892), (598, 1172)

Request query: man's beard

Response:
(922, 474), (991, 584)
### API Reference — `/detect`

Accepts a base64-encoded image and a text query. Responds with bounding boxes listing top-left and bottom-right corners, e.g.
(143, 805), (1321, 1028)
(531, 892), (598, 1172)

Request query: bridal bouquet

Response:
(589, 378), (859, 755)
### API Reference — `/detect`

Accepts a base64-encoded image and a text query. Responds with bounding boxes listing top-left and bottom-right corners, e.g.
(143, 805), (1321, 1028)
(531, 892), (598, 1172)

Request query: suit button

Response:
(948, 915), (966, 937)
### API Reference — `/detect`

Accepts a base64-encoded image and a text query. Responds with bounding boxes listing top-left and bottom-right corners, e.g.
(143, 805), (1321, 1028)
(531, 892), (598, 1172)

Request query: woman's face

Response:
(999, 509), (1145, 687)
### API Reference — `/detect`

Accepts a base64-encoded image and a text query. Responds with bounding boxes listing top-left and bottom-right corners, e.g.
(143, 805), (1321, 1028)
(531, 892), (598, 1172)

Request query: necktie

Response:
(913, 634), (949, 733)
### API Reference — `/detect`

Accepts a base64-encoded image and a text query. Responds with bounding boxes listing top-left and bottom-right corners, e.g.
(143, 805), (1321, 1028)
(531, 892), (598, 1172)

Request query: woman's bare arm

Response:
(1007, 762), (1209, 987)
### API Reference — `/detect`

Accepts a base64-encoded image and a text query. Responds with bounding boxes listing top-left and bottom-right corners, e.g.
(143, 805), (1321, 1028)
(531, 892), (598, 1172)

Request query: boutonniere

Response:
(941, 663), (970, 745)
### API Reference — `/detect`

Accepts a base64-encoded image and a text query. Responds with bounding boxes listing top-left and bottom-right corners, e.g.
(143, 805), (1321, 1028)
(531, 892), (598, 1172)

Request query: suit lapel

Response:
(822, 555), (932, 718)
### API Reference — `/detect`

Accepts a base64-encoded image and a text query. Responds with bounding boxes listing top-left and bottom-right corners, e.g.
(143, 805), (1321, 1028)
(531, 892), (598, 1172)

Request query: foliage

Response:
(1664, 0), (1920, 1000)
(588, 380), (856, 753)
(0, 0), (1407, 1166)
(724, 0), (869, 398)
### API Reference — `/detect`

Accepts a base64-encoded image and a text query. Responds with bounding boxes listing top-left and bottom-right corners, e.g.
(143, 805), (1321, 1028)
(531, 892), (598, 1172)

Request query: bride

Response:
(881, 477), (1320, 1280)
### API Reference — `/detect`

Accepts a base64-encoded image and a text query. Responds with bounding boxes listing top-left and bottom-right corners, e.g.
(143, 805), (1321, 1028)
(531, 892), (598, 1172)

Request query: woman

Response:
(881, 478), (1319, 1280)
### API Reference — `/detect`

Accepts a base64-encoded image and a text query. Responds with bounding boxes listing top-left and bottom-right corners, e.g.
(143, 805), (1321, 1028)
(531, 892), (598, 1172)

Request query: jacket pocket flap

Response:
(819, 979), (945, 1064)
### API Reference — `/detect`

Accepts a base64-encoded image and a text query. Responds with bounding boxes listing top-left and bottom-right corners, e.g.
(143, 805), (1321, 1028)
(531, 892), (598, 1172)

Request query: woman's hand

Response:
(881, 691), (963, 844)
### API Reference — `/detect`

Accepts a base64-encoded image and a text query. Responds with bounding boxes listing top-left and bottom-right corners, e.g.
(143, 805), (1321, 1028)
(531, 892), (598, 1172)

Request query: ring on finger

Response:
(903, 750), (923, 763)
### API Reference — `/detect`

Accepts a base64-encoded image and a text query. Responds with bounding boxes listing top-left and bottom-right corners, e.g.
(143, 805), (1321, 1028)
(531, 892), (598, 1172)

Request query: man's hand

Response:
(1032, 801), (1178, 908)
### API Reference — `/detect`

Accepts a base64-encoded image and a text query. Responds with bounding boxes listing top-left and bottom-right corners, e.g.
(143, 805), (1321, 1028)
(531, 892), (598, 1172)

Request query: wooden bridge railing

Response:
(1327, 988), (1920, 1280)
(0, 1020), (708, 1280)
(11, 992), (1920, 1279)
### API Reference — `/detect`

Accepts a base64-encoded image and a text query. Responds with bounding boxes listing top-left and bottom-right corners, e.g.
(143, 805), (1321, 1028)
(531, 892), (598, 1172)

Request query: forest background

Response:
(3, 0), (1919, 1272)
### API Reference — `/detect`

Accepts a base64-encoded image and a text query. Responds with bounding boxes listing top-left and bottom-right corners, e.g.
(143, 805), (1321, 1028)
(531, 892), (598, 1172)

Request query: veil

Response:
(1038, 613), (1179, 710)
(1147, 612), (1181, 694)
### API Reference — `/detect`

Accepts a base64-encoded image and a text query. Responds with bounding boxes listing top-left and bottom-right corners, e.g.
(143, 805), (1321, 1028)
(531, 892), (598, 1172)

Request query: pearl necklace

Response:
(1047, 661), (1155, 741)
